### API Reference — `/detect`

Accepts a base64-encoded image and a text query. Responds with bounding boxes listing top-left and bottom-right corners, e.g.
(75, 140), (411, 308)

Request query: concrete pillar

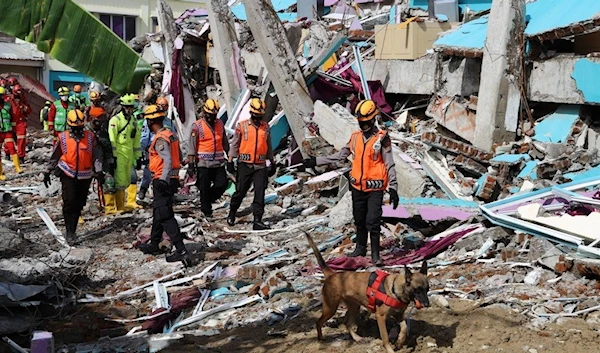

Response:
(473, 0), (525, 151)
(207, 0), (244, 110)
(243, 0), (313, 158)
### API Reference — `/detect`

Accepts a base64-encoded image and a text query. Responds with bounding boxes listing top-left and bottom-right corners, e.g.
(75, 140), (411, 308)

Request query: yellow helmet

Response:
(119, 94), (136, 106)
(355, 100), (378, 122)
(89, 91), (101, 101)
(67, 109), (85, 127)
(144, 105), (166, 120)
(249, 98), (266, 116)
(0, 87), (5, 95)
(58, 86), (70, 96)
(203, 99), (220, 115)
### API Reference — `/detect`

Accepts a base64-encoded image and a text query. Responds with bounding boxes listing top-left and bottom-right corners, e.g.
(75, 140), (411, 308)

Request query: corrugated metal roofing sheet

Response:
(0, 42), (44, 61)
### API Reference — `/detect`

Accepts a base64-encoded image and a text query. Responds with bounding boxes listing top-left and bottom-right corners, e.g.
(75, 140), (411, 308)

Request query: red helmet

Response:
(7, 77), (18, 86)
(12, 84), (23, 95)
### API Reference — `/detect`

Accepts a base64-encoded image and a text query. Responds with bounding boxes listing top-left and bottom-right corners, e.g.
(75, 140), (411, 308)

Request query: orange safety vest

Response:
(238, 120), (269, 164)
(57, 131), (95, 179)
(149, 128), (181, 180)
(348, 130), (389, 192)
(194, 118), (225, 161)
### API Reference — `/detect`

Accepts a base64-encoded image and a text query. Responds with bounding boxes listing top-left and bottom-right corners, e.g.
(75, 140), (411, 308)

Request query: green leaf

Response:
(0, 0), (151, 94)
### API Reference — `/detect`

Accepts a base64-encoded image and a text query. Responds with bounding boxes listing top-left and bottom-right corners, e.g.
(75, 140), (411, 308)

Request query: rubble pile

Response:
(3, 0), (600, 352)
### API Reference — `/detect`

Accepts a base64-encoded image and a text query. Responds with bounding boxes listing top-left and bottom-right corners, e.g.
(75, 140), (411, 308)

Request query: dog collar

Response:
(366, 270), (408, 313)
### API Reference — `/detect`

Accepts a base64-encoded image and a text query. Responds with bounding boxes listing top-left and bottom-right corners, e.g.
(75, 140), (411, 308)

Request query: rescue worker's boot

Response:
(0, 162), (6, 181)
(137, 242), (168, 255)
(64, 214), (78, 245)
(227, 207), (238, 226)
(166, 243), (191, 267)
(370, 232), (383, 267)
(104, 193), (121, 215)
(252, 215), (271, 230)
(349, 229), (368, 257)
(137, 186), (147, 202)
(11, 155), (22, 174)
(115, 190), (126, 211)
(125, 184), (142, 211)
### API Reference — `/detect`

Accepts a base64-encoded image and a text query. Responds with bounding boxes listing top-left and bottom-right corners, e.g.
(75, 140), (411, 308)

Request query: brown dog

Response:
(306, 232), (430, 353)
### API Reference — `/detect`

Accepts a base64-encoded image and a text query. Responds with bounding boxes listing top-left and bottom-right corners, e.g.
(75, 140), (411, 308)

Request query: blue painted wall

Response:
(410, 0), (493, 12)
(571, 59), (600, 104)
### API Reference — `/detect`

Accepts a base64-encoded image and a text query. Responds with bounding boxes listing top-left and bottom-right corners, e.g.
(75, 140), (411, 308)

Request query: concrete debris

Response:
(6, 1), (600, 351)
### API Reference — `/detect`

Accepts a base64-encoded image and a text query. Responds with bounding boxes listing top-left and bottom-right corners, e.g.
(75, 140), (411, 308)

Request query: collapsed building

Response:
(2, 0), (600, 352)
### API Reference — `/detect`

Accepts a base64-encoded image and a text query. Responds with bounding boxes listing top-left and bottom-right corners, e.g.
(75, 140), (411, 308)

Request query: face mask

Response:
(359, 119), (374, 132)
(60, 96), (68, 102)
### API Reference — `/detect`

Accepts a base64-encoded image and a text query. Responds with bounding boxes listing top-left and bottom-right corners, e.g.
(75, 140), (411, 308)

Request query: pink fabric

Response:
(170, 49), (186, 123)
(326, 227), (474, 271)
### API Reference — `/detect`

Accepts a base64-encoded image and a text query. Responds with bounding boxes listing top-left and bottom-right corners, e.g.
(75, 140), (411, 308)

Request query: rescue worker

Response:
(137, 105), (190, 265)
(188, 99), (229, 217)
(0, 87), (19, 179)
(0, 79), (6, 91)
(303, 100), (399, 266)
(40, 101), (51, 131)
(48, 86), (75, 141)
(43, 110), (103, 244)
(87, 106), (118, 215)
(69, 84), (89, 110)
(9, 84), (31, 164)
(125, 100), (145, 210)
(85, 91), (103, 120)
(227, 98), (276, 230)
(138, 97), (174, 201)
(108, 94), (142, 212)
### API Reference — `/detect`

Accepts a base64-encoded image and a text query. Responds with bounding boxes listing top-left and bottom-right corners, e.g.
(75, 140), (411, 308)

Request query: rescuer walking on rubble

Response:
(138, 96), (174, 201)
(43, 110), (103, 244)
(85, 91), (103, 120)
(40, 101), (51, 131)
(9, 84), (31, 164)
(88, 106), (118, 215)
(0, 87), (19, 179)
(48, 86), (75, 141)
(108, 94), (142, 212)
(136, 105), (190, 265)
(188, 99), (229, 217)
(69, 84), (89, 110)
(227, 98), (276, 230)
(303, 100), (399, 266)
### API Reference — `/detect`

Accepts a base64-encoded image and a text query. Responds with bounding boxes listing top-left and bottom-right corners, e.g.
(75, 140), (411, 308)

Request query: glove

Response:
(227, 161), (236, 174)
(389, 189), (399, 210)
(303, 156), (317, 169)
(136, 159), (142, 170)
(96, 172), (105, 186)
(187, 164), (197, 178)
(43, 172), (51, 188)
(268, 164), (277, 177)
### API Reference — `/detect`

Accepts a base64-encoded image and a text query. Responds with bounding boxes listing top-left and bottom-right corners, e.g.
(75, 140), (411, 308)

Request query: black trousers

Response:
(60, 175), (92, 235)
(351, 188), (383, 245)
(150, 179), (184, 250)
(195, 166), (228, 214)
(229, 163), (267, 221)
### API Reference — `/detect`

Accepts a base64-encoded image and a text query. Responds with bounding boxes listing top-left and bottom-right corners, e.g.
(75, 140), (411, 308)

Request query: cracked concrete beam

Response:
(242, 0), (313, 158)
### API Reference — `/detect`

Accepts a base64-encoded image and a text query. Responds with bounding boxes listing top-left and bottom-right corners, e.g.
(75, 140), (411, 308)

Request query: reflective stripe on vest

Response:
(0, 103), (12, 133)
(195, 118), (225, 161)
(58, 131), (94, 179)
(149, 129), (181, 180)
(348, 130), (388, 192)
(54, 100), (73, 132)
(238, 120), (269, 164)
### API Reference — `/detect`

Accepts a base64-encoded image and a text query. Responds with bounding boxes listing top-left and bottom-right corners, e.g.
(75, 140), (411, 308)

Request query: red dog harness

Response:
(366, 270), (407, 313)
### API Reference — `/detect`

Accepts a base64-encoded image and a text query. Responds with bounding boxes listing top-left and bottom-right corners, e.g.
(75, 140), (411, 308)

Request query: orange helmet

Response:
(156, 97), (169, 109)
(73, 84), (83, 93)
(88, 107), (106, 120)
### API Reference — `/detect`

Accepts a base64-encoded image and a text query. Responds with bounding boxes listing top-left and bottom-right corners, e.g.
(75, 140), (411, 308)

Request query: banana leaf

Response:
(0, 0), (151, 94)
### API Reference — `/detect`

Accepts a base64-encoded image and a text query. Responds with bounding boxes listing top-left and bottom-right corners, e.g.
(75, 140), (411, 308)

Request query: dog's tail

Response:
(304, 231), (334, 277)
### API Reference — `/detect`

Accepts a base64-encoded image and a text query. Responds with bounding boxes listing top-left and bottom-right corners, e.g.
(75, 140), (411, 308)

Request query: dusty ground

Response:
(163, 299), (600, 353)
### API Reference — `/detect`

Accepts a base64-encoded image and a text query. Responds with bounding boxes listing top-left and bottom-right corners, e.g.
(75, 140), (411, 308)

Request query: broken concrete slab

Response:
(0, 226), (24, 256)
(0, 258), (51, 284)
(328, 191), (353, 228)
(533, 105), (581, 143)
(426, 95), (477, 144)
